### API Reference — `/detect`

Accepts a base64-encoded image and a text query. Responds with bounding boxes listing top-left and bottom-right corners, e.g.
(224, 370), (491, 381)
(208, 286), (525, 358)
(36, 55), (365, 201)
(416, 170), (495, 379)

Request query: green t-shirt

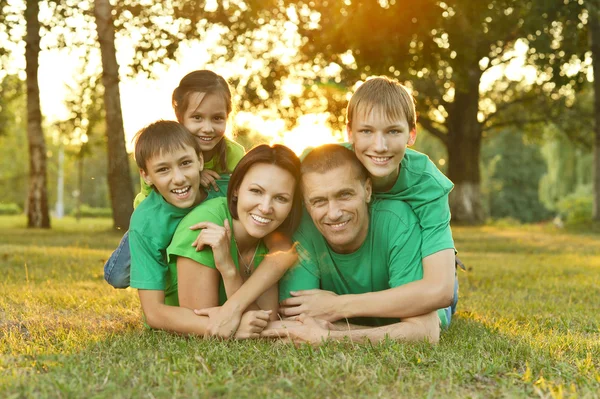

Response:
(129, 190), (195, 306)
(133, 137), (245, 208)
(279, 199), (424, 327)
(167, 197), (268, 306)
(302, 143), (455, 258)
(129, 188), (225, 306)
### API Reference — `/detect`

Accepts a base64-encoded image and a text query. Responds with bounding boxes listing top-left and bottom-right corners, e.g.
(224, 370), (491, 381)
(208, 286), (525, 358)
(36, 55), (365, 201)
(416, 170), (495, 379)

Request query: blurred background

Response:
(0, 0), (596, 231)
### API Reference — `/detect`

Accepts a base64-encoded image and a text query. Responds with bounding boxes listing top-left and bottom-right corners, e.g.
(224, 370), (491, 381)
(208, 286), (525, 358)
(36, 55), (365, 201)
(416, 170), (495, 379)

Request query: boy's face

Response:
(348, 105), (416, 183)
(140, 145), (204, 209)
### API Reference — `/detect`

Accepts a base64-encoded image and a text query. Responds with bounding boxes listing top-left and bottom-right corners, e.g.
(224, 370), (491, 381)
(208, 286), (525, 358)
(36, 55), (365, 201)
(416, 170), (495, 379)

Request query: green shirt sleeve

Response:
(378, 150), (455, 258)
(129, 228), (168, 291)
(133, 176), (154, 209)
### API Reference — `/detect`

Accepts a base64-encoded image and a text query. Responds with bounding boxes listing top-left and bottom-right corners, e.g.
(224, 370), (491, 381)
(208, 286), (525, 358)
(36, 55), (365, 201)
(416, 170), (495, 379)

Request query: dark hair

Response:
(347, 76), (417, 132)
(134, 120), (201, 171)
(172, 70), (233, 172)
(227, 144), (302, 236)
(301, 144), (369, 184)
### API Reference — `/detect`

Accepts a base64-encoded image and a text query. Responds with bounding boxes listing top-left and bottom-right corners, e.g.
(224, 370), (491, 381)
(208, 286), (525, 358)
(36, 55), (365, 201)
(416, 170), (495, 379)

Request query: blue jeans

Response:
(442, 273), (460, 327)
(104, 231), (131, 289)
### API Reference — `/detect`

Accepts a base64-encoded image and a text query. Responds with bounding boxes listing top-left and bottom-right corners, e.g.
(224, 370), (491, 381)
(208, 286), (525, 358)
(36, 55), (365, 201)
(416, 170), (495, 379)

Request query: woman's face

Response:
(234, 163), (296, 239)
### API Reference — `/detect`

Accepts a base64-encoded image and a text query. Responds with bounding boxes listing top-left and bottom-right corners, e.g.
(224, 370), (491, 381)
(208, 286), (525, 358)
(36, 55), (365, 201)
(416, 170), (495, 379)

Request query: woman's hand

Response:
(200, 169), (222, 192)
(233, 310), (272, 340)
(189, 219), (236, 277)
(194, 306), (243, 338)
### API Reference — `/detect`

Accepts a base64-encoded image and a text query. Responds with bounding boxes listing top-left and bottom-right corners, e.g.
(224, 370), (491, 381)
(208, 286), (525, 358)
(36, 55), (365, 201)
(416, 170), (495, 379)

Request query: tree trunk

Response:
(25, 0), (50, 228)
(589, 5), (600, 221)
(94, 0), (134, 230)
(446, 67), (485, 225)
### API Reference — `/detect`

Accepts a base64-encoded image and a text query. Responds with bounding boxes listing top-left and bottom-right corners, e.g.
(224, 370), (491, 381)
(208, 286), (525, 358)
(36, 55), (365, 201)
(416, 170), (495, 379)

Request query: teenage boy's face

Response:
(140, 145), (204, 209)
(348, 106), (416, 183)
(181, 92), (228, 161)
(302, 166), (372, 254)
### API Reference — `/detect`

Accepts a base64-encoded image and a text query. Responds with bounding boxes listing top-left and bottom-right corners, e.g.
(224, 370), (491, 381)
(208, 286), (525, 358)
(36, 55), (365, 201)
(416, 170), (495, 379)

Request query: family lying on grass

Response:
(103, 70), (459, 345)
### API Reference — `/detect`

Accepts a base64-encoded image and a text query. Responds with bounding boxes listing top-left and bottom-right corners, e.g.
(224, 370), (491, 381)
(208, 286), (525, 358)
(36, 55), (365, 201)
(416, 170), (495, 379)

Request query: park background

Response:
(1, 1), (599, 398)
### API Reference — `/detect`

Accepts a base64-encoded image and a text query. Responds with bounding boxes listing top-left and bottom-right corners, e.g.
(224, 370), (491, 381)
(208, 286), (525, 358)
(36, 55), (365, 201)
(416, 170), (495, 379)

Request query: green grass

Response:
(1, 216), (599, 398)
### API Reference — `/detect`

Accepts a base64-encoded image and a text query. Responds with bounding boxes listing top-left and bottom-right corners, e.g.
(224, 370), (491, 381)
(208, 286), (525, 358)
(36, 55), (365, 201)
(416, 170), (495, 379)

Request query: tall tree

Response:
(94, 0), (134, 230)
(24, 0), (50, 228)
(130, 1), (558, 224)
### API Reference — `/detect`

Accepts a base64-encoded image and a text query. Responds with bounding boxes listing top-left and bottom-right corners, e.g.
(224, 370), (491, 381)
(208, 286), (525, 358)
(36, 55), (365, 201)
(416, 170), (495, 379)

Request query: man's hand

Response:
(279, 289), (341, 322)
(194, 305), (243, 338)
(200, 169), (222, 192)
(262, 314), (331, 345)
(233, 310), (272, 340)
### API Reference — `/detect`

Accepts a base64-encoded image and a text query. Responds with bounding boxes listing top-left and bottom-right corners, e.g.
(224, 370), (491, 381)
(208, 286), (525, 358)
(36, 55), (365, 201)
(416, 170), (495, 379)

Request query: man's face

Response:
(348, 106), (416, 188)
(302, 166), (372, 254)
(140, 145), (204, 209)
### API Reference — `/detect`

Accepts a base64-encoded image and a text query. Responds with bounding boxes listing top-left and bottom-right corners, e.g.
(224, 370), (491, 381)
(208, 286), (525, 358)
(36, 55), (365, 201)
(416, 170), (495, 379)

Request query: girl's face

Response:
(234, 163), (296, 240)
(181, 92), (228, 161)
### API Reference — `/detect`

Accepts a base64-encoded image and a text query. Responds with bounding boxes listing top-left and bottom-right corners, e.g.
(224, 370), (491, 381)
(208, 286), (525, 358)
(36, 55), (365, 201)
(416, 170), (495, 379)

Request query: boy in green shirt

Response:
(129, 120), (271, 337)
(265, 145), (441, 344)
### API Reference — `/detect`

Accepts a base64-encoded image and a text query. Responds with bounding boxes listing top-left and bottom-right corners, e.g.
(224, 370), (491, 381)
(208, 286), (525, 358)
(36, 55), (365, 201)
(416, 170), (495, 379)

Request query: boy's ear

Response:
(408, 129), (417, 146)
(346, 124), (354, 143)
(140, 169), (153, 186)
(197, 153), (204, 172)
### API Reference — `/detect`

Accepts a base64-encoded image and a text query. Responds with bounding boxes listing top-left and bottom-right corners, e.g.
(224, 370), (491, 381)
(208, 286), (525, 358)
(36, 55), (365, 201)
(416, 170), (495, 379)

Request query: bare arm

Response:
(280, 249), (455, 321)
(220, 232), (297, 319)
(138, 289), (212, 335)
(177, 256), (221, 310)
(262, 312), (440, 345)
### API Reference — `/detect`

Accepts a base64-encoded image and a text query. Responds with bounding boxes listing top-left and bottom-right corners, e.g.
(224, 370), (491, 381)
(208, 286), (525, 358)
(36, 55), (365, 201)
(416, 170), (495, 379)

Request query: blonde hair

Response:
(347, 76), (416, 132)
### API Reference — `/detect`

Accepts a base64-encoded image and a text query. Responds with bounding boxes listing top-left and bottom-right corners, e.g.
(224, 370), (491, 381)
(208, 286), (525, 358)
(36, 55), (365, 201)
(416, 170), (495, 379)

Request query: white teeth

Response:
(251, 214), (271, 224)
(172, 186), (190, 194)
(371, 156), (391, 163)
(199, 136), (213, 141)
(329, 221), (348, 228)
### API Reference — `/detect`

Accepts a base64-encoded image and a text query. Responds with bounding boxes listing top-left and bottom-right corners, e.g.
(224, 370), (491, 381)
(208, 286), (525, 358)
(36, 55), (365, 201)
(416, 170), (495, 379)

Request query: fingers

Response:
(290, 289), (320, 296)
(209, 178), (220, 192)
(223, 219), (231, 239)
(279, 305), (303, 317)
(194, 306), (219, 316)
(280, 297), (304, 306)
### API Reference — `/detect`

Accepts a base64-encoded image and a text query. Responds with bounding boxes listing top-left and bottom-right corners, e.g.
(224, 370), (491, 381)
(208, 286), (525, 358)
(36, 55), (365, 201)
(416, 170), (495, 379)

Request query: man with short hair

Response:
(263, 144), (443, 344)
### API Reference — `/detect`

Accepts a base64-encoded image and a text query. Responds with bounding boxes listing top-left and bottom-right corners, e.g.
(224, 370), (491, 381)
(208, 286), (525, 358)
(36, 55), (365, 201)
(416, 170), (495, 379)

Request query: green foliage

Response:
(1, 218), (599, 397)
(0, 202), (22, 215)
(481, 129), (552, 223)
(556, 185), (594, 225)
(69, 204), (112, 218)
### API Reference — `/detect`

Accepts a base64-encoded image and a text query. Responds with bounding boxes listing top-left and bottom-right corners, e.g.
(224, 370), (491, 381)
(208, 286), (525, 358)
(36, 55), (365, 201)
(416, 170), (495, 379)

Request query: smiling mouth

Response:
(171, 186), (191, 198)
(197, 136), (215, 142)
(326, 220), (350, 230)
(368, 156), (392, 165)
(251, 214), (272, 225)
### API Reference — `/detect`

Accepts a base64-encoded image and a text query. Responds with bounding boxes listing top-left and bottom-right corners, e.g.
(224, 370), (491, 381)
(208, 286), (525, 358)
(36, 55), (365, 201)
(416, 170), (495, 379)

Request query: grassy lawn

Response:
(1, 215), (599, 398)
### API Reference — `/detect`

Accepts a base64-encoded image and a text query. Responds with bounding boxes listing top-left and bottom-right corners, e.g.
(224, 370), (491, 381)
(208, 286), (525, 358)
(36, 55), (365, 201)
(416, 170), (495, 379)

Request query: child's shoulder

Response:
(400, 148), (453, 190)
(224, 136), (245, 156)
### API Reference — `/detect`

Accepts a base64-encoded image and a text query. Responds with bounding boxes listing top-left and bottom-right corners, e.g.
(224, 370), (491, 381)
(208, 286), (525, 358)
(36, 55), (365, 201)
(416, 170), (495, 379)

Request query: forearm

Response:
(220, 264), (245, 301)
(143, 303), (211, 336)
(223, 250), (296, 313)
(328, 312), (440, 344)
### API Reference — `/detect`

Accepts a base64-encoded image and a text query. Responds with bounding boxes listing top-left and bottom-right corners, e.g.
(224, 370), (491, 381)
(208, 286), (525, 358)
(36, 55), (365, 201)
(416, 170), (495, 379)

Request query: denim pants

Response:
(104, 231), (131, 289)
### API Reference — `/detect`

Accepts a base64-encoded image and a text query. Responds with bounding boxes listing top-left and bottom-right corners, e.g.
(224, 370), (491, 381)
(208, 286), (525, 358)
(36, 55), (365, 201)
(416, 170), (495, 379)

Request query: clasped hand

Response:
(278, 289), (341, 322)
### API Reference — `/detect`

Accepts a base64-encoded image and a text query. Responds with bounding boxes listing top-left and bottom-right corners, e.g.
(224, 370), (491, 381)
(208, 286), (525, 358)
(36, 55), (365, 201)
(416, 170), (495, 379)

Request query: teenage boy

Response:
(264, 145), (441, 344)
(283, 77), (458, 325)
(129, 120), (270, 337)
